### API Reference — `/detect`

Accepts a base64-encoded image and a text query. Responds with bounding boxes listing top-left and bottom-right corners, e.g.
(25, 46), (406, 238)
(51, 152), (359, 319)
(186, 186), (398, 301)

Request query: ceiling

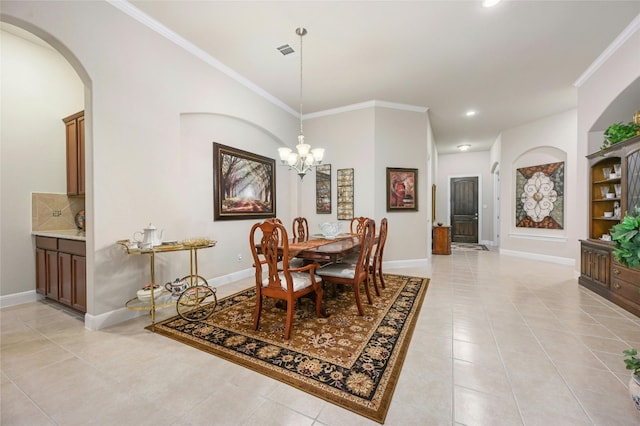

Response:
(122, 2), (639, 153)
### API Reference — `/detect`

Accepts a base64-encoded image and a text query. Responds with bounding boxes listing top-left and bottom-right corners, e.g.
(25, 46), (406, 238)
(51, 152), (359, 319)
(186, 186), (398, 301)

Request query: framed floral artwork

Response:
(213, 142), (276, 221)
(387, 167), (418, 211)
(516, 161), (564, 228)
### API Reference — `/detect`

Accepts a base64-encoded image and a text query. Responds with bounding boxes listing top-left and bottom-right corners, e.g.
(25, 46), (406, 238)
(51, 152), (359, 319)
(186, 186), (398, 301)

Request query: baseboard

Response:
(499, 248), (575, 266)
(0, 290), (43, 308)
(207, 268), (253, 287)
(382, 258), (429, 269)
(83, 307), (143, 331)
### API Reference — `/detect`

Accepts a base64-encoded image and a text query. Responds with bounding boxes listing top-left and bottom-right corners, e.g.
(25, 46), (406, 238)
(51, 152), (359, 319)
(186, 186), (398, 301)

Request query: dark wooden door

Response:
(451, 177), (478, 243)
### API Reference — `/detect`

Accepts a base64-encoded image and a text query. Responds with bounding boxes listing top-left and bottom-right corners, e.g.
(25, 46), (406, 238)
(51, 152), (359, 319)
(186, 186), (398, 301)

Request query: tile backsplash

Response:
(32, 193), (85, 231)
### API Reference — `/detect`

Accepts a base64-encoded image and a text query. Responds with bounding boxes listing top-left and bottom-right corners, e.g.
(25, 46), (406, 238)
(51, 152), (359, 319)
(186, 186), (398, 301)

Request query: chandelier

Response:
(278, 27), (324, 180)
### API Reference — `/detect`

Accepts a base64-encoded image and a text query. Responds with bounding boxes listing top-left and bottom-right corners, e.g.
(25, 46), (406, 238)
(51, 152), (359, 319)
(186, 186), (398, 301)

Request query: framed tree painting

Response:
(387, 167), (418, 211)
(213, 142), (275, 221)
(316, 164), (331, 214)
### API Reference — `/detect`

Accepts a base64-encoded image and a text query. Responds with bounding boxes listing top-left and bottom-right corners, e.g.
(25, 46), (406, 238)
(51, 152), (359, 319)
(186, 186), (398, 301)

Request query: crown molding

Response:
(107, 0), (297, 116)
(574, 13), (640, 87)
(305, 100), (428, 120)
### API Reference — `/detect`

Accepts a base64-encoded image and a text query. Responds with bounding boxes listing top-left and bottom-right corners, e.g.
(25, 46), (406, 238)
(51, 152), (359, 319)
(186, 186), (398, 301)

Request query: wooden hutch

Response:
(579, 135), (640, 317)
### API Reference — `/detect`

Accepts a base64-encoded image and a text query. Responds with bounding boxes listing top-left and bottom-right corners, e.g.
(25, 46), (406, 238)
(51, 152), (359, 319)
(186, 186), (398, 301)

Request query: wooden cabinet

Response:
(63, 111), (85, 196)
(35, 236), (86, 312)
(432, 226), (451, 255)
(580, 135), (640, 317)
(579, 239), (612, 293)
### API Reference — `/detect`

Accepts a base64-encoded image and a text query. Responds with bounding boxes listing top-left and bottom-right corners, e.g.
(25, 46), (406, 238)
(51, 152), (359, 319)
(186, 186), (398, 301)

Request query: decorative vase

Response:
(630, 375), (640, 412)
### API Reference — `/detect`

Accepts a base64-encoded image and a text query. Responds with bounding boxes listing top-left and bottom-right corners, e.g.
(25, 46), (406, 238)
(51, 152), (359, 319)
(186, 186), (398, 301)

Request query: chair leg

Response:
(370, 264), (381, 297)
(284, 298), (295, 340)
(313, 286), (327, 318)
(377, 264), (386, 289)
(253, 294), (262, 331)
(352, 282), (365, 316)
(363, 276), (373, 305)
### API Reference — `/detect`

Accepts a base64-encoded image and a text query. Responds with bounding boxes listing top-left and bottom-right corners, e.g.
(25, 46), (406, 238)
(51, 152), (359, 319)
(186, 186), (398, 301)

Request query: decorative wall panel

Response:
(516, 161), (564, 229)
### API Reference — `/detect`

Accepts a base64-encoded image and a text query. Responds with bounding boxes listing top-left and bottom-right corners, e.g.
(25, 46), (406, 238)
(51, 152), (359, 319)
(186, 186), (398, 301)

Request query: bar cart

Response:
(117, 238), (217, 329)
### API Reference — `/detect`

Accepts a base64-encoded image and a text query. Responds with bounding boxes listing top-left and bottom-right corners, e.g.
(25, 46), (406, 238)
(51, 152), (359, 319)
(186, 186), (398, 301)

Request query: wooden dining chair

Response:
(292, 217), (309, 240)
(249, 220), (326, 339)
(350, 217), (369, 236)
(316, 219), (376, 316)
(370, 217), (388, 296)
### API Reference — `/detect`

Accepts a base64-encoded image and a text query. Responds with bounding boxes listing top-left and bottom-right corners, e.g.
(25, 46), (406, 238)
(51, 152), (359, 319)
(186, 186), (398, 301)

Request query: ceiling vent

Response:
(277, 44), (294, 55)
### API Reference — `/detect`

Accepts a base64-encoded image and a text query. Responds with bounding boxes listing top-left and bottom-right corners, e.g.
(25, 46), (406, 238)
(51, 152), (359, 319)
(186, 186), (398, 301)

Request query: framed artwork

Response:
(387, 167), (418, 211)
(213, 142), (275, 221)
(432, 184), (436, 222)
(516, 161), (564, 229)
(337, 168), (354, 220)
(316, 164), (331, 214)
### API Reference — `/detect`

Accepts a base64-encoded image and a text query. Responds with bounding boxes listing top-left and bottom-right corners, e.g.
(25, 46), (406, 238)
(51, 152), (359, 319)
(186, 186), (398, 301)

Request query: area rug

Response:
(149, 274), (429, 424)
(451, 242), (489, 251)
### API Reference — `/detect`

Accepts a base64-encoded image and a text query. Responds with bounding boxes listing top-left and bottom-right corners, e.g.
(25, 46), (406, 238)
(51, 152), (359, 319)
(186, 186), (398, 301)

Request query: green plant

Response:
(601, 121), (640, 149)
(610, 206), (640, 269)
(624, 348), (640, 377)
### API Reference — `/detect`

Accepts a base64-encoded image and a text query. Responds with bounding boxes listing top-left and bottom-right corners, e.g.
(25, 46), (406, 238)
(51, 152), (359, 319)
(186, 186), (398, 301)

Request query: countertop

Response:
(33, 229), (86, 241)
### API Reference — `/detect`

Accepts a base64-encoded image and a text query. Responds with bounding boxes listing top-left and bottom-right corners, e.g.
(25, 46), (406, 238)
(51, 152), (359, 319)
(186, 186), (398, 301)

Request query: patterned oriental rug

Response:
(149, 274), (429, 424)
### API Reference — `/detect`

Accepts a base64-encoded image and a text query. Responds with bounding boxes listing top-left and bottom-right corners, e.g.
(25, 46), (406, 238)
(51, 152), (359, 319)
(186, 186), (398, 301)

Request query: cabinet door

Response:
(77, 115), (85, 195)
(35, 248), (46, 295)
(627, 149), (639, 211)
(58, 252), (72, 306)
(45, 250), (59, 299)
(580, 244), (611, 288)
(72, 255), (86, 312)
(65, 118), (79, 196)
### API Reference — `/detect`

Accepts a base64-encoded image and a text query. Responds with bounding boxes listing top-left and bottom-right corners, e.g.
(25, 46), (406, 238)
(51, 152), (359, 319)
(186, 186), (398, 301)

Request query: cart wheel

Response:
(176, 285), (217, 321)
(180, 274), (208, 287)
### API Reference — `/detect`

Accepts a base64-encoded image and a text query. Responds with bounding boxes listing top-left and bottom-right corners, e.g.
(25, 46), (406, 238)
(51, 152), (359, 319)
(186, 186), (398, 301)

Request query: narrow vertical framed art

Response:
(337, 168), (354, 220)
(316, 164), (331, 214)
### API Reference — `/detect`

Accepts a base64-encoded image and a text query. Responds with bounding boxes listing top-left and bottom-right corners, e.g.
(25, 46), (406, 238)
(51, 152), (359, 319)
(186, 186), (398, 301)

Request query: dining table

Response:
(287, 233), (362, 263)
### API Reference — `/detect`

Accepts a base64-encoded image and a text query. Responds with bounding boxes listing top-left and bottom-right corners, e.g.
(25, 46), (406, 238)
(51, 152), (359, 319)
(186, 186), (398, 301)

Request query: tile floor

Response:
(2, 248), (640, 425)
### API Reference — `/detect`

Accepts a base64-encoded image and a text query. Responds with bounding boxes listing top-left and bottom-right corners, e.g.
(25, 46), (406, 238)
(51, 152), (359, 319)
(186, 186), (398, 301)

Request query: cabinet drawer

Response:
(612, 279), (640, 305)
(612, 263), (640, 283)
(58, 239), (85, 256)
(36, 236), (57, 250)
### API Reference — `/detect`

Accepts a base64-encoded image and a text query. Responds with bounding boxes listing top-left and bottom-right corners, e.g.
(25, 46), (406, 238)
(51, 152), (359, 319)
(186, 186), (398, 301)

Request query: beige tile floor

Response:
(2, 248), (640, 425)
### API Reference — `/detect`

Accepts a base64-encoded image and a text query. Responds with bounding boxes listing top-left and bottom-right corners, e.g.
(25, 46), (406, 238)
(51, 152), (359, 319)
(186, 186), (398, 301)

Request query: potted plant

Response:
(601, 121), (640, 149)
(623, 348), (640, 412)
(610, 206), (640, 269)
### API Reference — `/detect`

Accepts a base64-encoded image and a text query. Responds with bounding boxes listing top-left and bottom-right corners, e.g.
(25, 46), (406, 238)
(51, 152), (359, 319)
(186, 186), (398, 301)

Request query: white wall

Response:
(436, 151), (493, 245)
(0, 27), (84, 296)
(300, 107), (375, 232)
(374, 106), (430, 261)
(302, 104), (431, 262)
(499, 109), (578, 264)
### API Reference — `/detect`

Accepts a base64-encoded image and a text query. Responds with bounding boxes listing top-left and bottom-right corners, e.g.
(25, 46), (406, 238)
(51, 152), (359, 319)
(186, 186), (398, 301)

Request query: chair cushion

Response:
(316, 262), (356, 279)
(262, 272), (315, 292)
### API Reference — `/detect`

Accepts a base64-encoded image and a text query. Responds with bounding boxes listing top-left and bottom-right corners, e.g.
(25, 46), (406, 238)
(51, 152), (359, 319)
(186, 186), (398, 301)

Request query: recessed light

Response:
(457, 144), (471, 151)
(482, 0), (501, 7)
(465, 110), (476, 117)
